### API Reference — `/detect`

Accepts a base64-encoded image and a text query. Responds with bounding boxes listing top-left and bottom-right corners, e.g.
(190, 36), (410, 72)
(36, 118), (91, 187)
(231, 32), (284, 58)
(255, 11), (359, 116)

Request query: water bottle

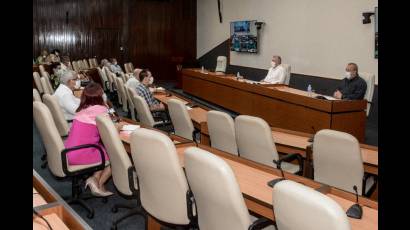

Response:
(201, 66), (204, 73)
(307, 84), (312, 97)
(237, 72), (240, 80)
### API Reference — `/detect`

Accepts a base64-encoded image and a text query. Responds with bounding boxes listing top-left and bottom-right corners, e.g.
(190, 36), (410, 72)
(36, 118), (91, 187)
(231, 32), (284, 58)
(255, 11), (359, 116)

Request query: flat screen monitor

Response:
(230, 20), (258, 53)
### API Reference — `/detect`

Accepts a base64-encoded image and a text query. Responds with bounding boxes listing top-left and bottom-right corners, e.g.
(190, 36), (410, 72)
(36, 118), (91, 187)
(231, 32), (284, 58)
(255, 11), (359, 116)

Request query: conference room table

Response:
(153, 90), (378, 177)
(116, 118), (378, 230)
(181, 68), (367, 142)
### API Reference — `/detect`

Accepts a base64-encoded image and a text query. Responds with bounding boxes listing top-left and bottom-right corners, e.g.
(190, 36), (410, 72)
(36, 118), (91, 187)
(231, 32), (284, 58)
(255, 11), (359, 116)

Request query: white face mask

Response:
(271, 61), (276, 68)
(345, 72), (352, 79)
(75, 80), (81, 88)
(148, 76), (154, 84)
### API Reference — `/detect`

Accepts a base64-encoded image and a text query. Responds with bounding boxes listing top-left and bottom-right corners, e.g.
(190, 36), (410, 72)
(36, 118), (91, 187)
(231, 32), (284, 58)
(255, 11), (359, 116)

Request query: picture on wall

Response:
(375, 7), (378, 59)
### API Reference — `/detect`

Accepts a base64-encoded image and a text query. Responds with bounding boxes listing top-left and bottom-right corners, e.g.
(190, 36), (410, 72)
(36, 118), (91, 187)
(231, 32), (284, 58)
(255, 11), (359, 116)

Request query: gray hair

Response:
(59, 70), (77, 85)
(273, 55), (282, 64)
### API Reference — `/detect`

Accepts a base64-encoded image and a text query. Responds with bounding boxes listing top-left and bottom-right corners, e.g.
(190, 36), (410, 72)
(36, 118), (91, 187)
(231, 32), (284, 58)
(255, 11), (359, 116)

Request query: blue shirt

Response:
(136, 84), (159, 107)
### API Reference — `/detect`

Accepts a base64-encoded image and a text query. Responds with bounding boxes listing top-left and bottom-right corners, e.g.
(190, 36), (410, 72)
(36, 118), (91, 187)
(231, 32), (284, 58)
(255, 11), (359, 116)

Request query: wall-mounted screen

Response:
(230, 20), (258, 53)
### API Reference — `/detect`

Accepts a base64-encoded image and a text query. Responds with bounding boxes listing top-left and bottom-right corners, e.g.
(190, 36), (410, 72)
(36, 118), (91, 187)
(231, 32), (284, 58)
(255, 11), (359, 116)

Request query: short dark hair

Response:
(139, 69), (150, 80)
(347, 63), (358, 72)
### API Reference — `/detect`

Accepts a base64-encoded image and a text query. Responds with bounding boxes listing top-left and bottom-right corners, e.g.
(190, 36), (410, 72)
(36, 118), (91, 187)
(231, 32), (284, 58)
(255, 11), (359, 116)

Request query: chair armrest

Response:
(362, 173), (378, 197)
(127, 166), (139, 197)
(273, 153), (304, 174)
(192, 129), (200, 143)
(61, 144), (106, 176)
(248, 217), (274, 230)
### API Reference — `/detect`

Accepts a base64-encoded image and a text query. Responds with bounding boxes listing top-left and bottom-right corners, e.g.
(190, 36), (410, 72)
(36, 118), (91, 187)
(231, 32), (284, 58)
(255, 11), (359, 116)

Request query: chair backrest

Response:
(97, 67), (108, 90)
(235, 115), (279, 167)
(33, 72), (44, 93)
(116, 77), (128, 112)
(207, 110), (238, 155)
(215, 56), (227, 73)
(272, 180), (351, 230)
(33, 101), (65, 177)
(83, 59), (90, 69)
(359, 72), (375, 116)
(185, 147), (251, 230)
(88, 58), (95, 68)
(130, 128), (190, 225)
(96, 115), (135, 196)
(103, 67), (113, 92)
(72, 61), (79, 72)
(313, 129), (364, 194)
(42, 74), (54, 94)
(124, 63), (131, 73)
(40, 77), (51, 95)
(167, 99), (194, 140)
(125, 85), (135, 109)
(39, 65), (47, 76)
(33, 88), (42, 102)
(132, 94), (155, 127)
(281, 64), (291, 85)
(42, 94), (70, 137)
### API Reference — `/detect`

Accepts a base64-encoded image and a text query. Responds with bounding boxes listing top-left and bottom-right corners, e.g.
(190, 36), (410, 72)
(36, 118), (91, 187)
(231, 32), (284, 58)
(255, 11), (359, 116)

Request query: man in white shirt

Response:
(261, 55), (286, 84)
(53, 70), (81, 121)
(125, 68), (142, 90)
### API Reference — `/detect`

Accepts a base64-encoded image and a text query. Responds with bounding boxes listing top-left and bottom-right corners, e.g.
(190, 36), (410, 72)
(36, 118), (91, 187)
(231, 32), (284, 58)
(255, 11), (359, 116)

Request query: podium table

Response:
(181, 68), (366, 142)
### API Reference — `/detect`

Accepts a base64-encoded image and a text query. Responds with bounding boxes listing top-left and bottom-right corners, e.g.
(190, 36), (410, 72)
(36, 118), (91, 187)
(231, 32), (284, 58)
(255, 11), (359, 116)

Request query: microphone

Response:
(308, 126), (316, 142)
(267, 160), (285, 188)
(346, 185), (363, 219)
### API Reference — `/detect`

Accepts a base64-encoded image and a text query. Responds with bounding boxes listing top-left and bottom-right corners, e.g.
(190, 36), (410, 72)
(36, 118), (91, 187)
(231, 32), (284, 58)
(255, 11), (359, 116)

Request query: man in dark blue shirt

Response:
(334, 63), (367, 100)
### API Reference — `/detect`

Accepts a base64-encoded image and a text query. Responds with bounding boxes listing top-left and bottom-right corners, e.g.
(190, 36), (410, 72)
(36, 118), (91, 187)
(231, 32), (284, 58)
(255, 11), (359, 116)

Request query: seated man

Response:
(333, 63), (367, 100)
(261, 55), (286, 84)
(125, 68), (142, 90)
(54, 70), (81, 121)
(109, 58), (124, 75)
(136, 69), (165, 112)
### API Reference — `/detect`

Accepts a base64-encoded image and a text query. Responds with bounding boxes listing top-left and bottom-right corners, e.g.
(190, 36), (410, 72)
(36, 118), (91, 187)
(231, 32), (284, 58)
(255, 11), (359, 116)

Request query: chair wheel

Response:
(87, 212), (94, 219)
(111, 207), (118, 213)
(102, 197), (108, 203)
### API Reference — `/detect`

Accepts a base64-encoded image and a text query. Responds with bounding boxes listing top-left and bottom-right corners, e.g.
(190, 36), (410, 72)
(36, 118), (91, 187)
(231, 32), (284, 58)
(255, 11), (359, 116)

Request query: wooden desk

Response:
(33, 170), (92, 229)
(147, 144), (377, 230)
(182, 68), (366, 142)
(33, 213), (70, 230)
(154, 92), (208, 129)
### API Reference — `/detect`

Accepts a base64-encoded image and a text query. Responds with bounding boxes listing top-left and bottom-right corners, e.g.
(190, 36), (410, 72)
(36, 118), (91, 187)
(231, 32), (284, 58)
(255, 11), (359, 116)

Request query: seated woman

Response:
(64, 82), (113, 197)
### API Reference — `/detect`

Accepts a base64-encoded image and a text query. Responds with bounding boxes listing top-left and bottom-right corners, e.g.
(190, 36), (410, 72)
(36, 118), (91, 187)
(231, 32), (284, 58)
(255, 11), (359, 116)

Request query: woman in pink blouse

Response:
(64, 82), (113, 197)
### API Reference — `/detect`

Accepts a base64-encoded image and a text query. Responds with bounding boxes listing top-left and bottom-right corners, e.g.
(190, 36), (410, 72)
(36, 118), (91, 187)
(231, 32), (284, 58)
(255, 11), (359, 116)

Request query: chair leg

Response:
(67, 198), (95, 219)
(111, 207), (144, 230)
(112, 203), (137, 213)
(41, 160), (48, 169)
(41, 153), (47, 161)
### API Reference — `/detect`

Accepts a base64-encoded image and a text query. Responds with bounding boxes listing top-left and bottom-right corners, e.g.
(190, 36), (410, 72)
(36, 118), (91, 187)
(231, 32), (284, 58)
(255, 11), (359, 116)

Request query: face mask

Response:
(75, 80), (81, 88)
(345, 72), (352, 79)
(271, 61), (276, 68)
(148, 76), (154, 84)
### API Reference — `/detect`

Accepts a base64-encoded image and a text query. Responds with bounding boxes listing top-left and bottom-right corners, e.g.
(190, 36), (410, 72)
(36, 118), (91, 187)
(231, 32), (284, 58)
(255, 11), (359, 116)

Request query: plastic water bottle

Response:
(307, 84), (312, 97)
(201, 66), (204, 73)
(237, 72), (240, 80)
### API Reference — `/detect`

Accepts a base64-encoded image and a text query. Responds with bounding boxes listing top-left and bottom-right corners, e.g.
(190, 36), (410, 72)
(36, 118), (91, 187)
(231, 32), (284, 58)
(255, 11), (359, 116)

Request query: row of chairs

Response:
(71, 58), (98, 72)
(33, 71), (54, 95)
(206, 109), (376, 196)
(34, 99), (354, 230)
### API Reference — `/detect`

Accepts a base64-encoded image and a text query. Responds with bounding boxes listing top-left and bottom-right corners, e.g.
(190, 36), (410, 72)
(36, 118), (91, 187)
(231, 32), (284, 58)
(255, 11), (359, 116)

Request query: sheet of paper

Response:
(121, 124), (140, 131)
(186, 106), (193, 110)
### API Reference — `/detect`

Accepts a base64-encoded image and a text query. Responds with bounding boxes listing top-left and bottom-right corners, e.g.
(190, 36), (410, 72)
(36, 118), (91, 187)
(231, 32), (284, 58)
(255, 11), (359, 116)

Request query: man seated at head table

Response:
(333, 63), (367, 100)
(53, 70), (81, 121)
(136, 69), (165, 112)
(260, 55), (286, 84)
